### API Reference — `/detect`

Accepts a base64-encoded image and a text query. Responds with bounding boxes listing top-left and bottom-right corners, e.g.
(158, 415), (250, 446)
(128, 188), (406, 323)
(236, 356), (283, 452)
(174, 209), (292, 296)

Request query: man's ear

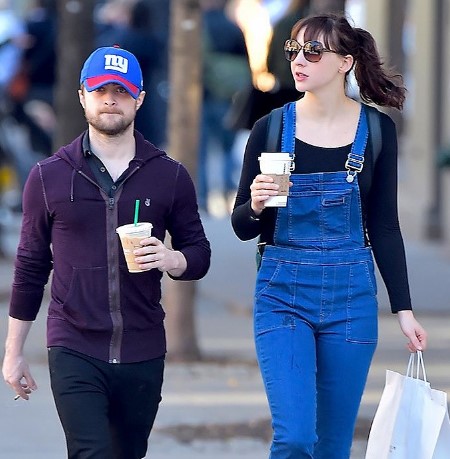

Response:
(78, 88), (86, 109)
(136, 91), (146, 110)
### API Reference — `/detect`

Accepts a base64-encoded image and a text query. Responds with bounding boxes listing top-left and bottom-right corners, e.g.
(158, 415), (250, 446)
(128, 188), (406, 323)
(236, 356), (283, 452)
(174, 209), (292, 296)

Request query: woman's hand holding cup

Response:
(250, 174), (280, 215)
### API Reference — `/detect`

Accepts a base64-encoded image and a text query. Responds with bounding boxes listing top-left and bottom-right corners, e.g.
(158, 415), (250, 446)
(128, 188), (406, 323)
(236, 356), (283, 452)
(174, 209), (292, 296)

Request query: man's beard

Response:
(85, 112), (134, 136)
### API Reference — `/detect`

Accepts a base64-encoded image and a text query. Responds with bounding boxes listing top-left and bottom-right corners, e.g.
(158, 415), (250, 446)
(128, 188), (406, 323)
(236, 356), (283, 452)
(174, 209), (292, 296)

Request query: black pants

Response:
(48, 347), (164, 459)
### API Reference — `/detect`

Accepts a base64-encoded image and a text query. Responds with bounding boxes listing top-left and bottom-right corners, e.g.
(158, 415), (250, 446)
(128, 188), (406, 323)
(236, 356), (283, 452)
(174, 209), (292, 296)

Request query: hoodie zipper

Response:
(77, 167), (140, 363)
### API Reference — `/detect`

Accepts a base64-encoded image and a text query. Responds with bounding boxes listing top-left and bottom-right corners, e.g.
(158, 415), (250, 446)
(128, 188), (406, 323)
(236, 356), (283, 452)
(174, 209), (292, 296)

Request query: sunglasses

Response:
(284, 39), (337, 63)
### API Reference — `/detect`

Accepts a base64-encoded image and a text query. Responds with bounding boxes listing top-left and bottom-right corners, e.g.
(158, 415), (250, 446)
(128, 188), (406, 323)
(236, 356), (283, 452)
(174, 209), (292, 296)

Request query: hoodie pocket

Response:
(50, 266), (111, 331)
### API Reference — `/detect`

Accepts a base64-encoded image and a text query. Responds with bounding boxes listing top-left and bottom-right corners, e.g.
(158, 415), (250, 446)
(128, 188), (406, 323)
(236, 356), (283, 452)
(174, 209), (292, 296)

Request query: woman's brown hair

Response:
(290, 13), (406, 110)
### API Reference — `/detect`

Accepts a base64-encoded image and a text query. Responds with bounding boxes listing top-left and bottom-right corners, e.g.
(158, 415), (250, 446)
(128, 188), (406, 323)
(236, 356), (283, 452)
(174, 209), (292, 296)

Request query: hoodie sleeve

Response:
(166, 163), (211, 280)
(9, 164), (53, 321)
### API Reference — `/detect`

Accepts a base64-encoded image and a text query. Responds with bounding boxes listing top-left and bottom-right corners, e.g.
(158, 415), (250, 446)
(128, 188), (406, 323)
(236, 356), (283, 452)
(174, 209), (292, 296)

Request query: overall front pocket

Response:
(287, 189), (352, 243)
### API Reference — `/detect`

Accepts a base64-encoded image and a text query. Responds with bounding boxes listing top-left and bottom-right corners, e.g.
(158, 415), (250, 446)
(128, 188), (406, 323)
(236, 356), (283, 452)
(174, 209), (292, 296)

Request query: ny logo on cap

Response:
(104, 54), (128, 74)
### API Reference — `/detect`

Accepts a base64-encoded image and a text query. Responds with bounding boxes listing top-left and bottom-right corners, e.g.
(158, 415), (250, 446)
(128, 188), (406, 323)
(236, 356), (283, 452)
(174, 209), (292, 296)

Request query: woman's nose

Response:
(294, 50), (307, 65)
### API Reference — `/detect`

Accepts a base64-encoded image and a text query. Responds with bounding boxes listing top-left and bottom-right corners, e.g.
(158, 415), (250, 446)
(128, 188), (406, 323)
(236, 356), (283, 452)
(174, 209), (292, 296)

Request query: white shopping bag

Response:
(365, 351), (450, 459)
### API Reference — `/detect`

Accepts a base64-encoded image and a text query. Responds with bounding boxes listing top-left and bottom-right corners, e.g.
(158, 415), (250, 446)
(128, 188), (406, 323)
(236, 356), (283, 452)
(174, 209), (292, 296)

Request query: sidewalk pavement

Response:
(0, 212), (449, 458)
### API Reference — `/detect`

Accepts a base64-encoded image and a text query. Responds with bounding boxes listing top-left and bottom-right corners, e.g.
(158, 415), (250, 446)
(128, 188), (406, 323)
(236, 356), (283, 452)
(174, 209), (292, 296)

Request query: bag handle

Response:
(406, 350), (427, 382)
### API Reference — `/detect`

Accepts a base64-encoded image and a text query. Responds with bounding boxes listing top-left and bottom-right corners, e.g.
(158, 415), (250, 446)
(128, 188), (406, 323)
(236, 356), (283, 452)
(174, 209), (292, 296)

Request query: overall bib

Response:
(254, 102), (378, 459)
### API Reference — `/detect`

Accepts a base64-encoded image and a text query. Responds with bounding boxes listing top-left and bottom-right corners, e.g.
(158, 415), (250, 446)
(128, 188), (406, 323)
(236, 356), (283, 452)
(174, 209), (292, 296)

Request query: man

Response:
(2, 46), (211, 458)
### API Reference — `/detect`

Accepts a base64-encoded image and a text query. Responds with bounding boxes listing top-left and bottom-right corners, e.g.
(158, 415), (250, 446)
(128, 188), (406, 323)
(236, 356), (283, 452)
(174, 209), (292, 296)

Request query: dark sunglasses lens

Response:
(303, 41), (323, 63)
(285, 49), (298, 61)
(284, 40), (299, 61)
(304, 50), (322, 63)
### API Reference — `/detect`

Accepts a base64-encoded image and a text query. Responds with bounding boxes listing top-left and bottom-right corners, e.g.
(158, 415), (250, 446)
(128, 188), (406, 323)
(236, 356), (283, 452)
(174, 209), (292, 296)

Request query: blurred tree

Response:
(309, 0), (346, 13)
(54, 0), (95, 149)
(386, 0), (407, 136)
(142, 0), (170, 147)
(163, 0), (203, 361)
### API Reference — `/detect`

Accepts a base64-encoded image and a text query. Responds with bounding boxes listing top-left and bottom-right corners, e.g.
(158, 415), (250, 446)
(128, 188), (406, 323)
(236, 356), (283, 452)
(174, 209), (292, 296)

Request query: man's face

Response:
(78, 83), (145, 136)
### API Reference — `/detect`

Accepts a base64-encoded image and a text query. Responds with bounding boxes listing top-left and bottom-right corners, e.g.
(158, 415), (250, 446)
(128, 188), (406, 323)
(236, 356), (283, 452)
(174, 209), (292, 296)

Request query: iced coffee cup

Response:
(258, 152), (295, 207)
(116, 222), (153, 273)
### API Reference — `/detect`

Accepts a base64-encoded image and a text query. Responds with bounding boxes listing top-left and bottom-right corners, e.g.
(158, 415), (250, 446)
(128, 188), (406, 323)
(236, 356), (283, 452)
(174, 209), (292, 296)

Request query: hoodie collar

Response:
(56, 129), (166, 170)
(55, 130), (167, 203)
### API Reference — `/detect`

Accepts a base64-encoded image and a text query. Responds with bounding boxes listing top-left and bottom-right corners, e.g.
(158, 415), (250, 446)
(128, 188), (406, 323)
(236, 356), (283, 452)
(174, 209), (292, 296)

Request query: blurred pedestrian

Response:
(2, 45), (211, 459)
(266, 0), (310, 105)
(11, 0), (57, 159)
(0, 0), (25, 94)
(0, 1), (43, 202)
(95, 0), (131, 48)
(116, 0), (161, 143)
(199, 0), (250, 213)
(22, 0), (57, 106)
(232, 13), (427, 458)
(95, 0), (168, 148)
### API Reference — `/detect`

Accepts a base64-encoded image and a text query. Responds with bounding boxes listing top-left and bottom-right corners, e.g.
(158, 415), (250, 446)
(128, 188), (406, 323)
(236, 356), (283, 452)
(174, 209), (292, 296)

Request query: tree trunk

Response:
(387, 0), (407, 136)
(54, 0), (95, 150)
(309, 0), (346, 14)
(163, 0), (202, 361)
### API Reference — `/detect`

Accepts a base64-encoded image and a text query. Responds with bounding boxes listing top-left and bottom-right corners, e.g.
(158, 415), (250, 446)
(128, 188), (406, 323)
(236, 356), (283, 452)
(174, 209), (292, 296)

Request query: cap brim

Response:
(84, 74), (140, 98)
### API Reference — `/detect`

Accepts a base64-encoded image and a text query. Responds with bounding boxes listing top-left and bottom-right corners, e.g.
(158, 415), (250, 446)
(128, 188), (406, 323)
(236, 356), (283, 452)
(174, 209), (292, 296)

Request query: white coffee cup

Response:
(258, 152), (295, 207)
(116, 222), (153, 273)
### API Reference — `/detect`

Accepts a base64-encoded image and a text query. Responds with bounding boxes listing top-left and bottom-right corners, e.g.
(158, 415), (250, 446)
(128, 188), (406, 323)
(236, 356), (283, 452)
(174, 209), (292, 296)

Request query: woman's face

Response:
(289, 29), (351, 94)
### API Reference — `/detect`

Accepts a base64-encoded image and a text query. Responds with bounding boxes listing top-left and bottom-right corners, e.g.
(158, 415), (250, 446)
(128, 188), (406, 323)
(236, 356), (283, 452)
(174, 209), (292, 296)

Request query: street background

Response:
(0, 1), (449, 457)
(1, 190), (449, 458)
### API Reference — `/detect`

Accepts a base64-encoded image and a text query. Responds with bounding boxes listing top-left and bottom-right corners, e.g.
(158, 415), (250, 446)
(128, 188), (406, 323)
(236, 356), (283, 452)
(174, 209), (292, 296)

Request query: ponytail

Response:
(353, 28), (405, 110)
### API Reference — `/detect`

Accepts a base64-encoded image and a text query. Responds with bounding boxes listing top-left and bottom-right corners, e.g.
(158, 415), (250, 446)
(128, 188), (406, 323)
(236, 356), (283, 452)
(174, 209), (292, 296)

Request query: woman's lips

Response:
(295, 71), (308, 82)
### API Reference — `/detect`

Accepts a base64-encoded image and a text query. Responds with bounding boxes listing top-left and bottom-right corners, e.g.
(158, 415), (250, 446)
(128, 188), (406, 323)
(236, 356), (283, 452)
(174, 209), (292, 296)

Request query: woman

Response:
(231, 13), (427, 459)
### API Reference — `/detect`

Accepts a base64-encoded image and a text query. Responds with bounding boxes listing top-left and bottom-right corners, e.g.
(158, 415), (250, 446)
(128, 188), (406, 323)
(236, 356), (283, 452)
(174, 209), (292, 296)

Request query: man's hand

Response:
(133, 237), (187, 277)
(3, 318), (36, 400)
(3, 353), (37, 400)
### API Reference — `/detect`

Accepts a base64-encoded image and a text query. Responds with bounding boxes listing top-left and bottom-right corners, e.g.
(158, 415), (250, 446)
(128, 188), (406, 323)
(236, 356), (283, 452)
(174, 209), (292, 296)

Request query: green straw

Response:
(134, 199), (140, 226)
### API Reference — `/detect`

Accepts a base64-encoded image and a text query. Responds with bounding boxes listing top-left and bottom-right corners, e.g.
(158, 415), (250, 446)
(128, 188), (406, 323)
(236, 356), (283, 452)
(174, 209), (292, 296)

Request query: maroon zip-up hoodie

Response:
(9, 130), (211, 363)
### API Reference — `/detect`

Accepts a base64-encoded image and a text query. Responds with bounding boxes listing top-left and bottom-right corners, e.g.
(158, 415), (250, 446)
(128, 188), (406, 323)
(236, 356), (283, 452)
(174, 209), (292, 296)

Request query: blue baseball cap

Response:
(80, 46), (143, 99)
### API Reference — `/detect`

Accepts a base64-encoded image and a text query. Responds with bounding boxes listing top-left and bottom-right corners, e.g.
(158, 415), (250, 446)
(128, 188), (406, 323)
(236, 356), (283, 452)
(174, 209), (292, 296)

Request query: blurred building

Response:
(365, 1), (450, 245)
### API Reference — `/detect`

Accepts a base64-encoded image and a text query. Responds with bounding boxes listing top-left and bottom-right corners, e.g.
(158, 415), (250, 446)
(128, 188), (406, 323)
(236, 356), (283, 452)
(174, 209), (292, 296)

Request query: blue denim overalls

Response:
(254, 102), (378, 459)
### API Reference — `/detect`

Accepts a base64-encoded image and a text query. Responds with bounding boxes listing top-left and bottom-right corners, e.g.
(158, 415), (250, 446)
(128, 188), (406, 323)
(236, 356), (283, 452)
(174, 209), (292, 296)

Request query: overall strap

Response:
(345, 106), (369, 182)
(281, 102), (296, 154)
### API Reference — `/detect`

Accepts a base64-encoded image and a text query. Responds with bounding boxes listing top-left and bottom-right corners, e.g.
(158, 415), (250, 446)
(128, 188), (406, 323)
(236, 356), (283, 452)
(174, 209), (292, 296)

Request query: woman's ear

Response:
(338, 54), (354, 74)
